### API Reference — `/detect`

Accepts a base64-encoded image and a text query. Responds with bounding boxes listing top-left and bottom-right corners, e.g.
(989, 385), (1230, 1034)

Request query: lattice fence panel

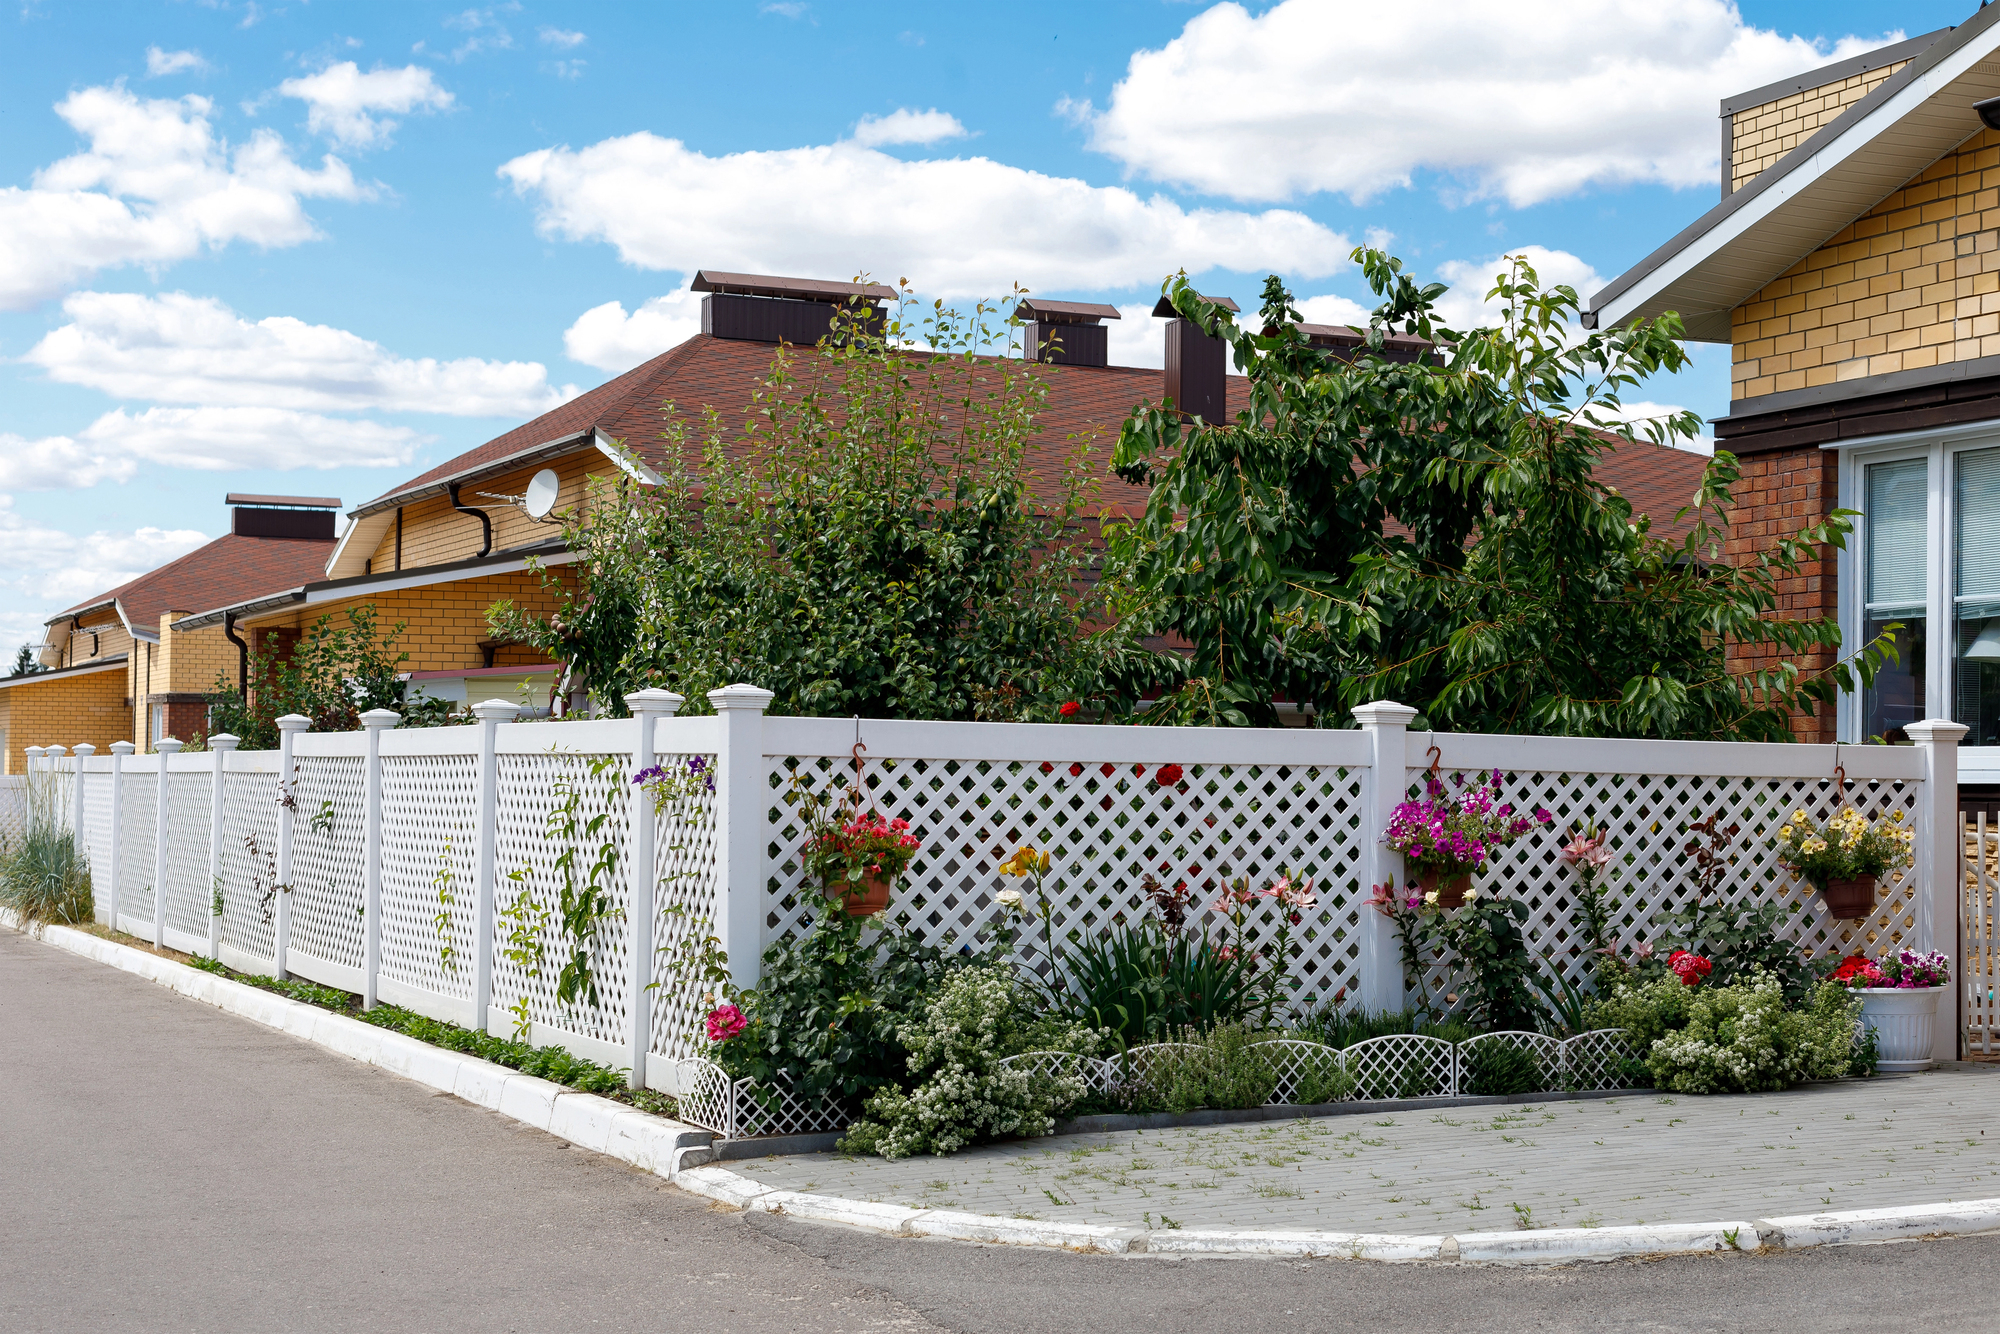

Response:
(379, 754), (478, 1002)
(80, 769), (114, 902)
(163, 771), (213, 941)
(118, 771), (155, 927)
(647, 753), (723, 1065)
(1409, 766), (1920, 1013)
(218, 768), (280, 963)
(764, 755), (1368, 1019)
(490, 749), (635, 1046)
(288, 756), (367, 972)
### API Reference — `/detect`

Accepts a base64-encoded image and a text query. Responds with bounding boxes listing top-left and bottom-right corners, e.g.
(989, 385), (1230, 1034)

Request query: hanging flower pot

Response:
(1416, 865), (1474, 910)
(824, 873), (893, 917)
(1820, 874), (1878, 920)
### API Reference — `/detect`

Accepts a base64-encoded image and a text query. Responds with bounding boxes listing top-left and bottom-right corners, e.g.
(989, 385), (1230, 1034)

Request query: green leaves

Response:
(1104, 251), (1895, 741)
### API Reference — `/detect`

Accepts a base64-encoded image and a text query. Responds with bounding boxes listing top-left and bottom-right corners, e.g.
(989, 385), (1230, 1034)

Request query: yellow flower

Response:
(1793, 810), (1809, 824)
(998, 846), (1042, 877)
(1780, 825), (1793, 840)
(1890, 810), (1905, 823)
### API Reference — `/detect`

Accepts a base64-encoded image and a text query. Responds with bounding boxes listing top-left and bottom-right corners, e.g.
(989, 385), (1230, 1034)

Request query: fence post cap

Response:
(625, 687), (684, 716)
(470, 699), (520, 722)
(23, 746), (44, 759)
(359, 708), (402, 730)
(42, 744), (67, 758)
(1905, 719), (1971, 745)
(71, 743), (96, 757)
(1351, 700), (1419, 728)
(275, 715), (313, 733)
(707, 683), (775, 713)
(209, 733), (241, 751)
(155, 738), (184, 754)
(109, 741), (136, 755)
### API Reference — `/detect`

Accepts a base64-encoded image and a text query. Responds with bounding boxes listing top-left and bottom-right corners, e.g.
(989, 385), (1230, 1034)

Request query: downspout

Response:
(224, 612), (250, 697)
(448, 483), (493, 558)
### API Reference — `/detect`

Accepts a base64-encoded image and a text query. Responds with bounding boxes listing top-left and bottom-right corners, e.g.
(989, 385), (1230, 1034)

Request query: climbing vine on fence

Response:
(549, 754), (624, 1010)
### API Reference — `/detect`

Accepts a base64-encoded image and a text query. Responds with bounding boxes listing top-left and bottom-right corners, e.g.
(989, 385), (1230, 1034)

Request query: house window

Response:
(1862, 457), (1929, 743)
(150, 703), (167, 747)
(1956, 447), (2000, 745)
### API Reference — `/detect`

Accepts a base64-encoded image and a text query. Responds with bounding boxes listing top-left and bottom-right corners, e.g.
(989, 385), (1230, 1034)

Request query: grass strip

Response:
(184, 954), (680, 1118)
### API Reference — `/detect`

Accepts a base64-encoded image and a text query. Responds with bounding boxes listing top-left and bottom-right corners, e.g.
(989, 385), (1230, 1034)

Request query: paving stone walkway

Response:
(731, 1065), (2000, 1235)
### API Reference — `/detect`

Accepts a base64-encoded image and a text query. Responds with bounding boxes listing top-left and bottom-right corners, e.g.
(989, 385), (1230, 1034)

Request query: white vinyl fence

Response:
(22, 694), (1969, 1108)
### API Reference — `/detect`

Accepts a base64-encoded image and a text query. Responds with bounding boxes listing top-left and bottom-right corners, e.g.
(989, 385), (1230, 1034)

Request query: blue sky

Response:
(0, 0), (1970, 653)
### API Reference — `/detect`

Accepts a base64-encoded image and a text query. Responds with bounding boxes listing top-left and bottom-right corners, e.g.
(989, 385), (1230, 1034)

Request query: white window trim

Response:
(1832, 421), (2000, 752)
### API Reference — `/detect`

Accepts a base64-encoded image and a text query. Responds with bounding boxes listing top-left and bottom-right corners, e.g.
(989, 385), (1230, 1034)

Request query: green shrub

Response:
(840, 964), (1099, 1159)
(1642, 973), (1859, 1094)
(1585, 976), (1695, 1051)
(1462, 1038), (1545, 1097)
(1051, 920), (1261, 1040)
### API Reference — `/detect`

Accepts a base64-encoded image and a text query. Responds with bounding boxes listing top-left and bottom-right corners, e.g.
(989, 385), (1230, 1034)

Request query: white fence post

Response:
(274, 715), (311, 979)
(208, 734), (238, 960)
(70, 744), (94, 844)
(623, 688), (684, 1089)
(359, 708), (399, 1011)
(152, 738), (181, 949)
(470, 699), (519, 1036)
(709, 683), (774, 995)
(1353, 700), (1418, 1015)
(1907, 718), (1969, 1063)
(107, 741), (133, 929)
(25, 745), (44, 774)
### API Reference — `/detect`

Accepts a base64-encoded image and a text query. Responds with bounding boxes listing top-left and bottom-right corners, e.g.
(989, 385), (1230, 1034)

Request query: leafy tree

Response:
(1103, 251), (1895, 740)
(204, 606), (457, 748)
(492, 285), (1110, 720)
(8, 643), (46, 677)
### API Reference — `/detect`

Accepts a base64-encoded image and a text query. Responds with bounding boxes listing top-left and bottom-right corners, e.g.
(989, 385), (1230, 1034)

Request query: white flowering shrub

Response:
(840, 964), (1100, 1159)
(1646, 972), (1859, 1094)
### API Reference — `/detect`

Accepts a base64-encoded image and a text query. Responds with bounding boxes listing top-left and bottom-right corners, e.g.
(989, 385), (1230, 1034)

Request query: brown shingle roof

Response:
(370, 334), (1710, 533)
(55, 533), (336, 634)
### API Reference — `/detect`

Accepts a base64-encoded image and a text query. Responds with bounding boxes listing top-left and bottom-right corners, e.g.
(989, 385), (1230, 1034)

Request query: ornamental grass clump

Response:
(839, 964), (1099, 1159)
(0, 766), (92, 925)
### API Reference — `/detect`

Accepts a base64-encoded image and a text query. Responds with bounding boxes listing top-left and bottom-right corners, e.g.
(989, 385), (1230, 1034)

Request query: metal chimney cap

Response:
(1013, 298), (1122, 325)
(690, 271), (897, 303)
(1152, 293), (1241, 318)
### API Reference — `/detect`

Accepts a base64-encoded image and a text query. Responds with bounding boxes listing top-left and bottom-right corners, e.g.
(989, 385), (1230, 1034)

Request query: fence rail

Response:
(19, 695), (1970, 1106)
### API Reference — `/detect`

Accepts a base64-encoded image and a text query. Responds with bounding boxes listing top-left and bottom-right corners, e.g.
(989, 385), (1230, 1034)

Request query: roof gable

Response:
(52, 532), (336, 636)
(1590, 8), (2000, 342)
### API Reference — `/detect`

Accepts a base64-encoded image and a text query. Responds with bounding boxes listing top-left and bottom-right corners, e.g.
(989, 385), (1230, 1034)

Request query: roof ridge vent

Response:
(690, 271), (897, 303)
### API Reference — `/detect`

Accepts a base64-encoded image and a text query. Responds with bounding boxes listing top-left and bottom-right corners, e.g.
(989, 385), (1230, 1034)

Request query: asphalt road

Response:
(5, 923), (1999, 1334)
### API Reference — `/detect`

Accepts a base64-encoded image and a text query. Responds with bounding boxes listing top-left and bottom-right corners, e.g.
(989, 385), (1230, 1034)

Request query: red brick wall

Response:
(1723, 445), (1841, 742)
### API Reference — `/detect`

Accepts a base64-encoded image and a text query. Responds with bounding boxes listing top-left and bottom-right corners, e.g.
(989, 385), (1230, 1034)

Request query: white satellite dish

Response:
(523, 469), (560, 521)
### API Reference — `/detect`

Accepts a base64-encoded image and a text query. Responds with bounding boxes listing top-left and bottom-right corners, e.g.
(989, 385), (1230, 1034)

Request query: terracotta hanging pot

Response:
(1416, 865), (1474, 910)
(1821, 875), (1878, 920)
(825, 873), (893, 918)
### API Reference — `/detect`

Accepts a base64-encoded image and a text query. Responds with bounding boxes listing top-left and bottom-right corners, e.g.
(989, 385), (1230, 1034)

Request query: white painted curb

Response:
(4, 914), (710, 1183)
(19, 915), (2000, 1266)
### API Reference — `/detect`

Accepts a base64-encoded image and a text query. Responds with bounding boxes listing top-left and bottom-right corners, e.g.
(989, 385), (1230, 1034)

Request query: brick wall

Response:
(1729, 61), (1908, 193)
(1731, 127), (2000, 402)
(367, 452), (606, 573)
(1722, 444), (1841, 742)
(0, 667), (131, 773)
(239, 570), (571, 677)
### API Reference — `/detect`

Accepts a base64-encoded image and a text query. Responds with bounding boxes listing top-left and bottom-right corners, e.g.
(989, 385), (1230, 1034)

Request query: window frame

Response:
(1834, 420), (2000, 744)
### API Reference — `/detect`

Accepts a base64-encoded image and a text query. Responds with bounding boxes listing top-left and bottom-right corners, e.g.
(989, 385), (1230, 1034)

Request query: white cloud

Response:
(852, 108), (968, 148)
(278, 62), (453, 149)
(1431, 245), (1606, 331)
(1076, 0), (1900, 206)
(0, 84), (363, 312)
(0, 496), (209, 617)
(538, 26), (586, 49)
(441, 8), (515, 61)
(146, 47), (209, 77)
(1295, 292), (1374, 330)
(501, 133), (1350, 299)
(1104, 302), (1165, 369)
(545, 60), (586, 80)
(563, 288), (704, 373)
(24, 290), (579, 417)
(761, 3), (811, 17)
(0, 407), (420, 493)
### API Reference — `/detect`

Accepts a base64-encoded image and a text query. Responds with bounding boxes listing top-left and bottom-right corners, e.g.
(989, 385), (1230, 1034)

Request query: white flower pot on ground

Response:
(1857, 987), (1945, 1072)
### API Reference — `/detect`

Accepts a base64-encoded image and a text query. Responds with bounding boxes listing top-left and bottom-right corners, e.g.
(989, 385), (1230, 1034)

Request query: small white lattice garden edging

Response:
(670, 1029), (1642, 1139)
(22, 692), (1969, 1100)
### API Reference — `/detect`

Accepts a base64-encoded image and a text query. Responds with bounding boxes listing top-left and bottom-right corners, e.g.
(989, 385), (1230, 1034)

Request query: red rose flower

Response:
(1154, 764), (1184, 786)
(1100, 763), (1115, 777)
(1668, 950), (1713, 987)
(1068, 762), (1085, 777)
(1058, 701), (1081, 717)
(1039, 761), (1054, 773)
